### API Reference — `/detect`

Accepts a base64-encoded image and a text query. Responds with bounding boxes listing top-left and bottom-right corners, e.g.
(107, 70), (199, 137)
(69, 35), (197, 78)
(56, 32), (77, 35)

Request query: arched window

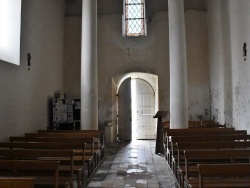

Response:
(122, 0), (147, 37)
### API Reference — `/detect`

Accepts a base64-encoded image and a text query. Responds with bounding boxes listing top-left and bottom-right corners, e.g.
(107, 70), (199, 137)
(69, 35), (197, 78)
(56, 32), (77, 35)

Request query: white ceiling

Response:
(65, 0), (207, 16)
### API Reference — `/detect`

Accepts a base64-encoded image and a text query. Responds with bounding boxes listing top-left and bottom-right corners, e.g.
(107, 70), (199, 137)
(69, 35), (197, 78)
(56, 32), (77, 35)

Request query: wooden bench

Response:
(167, 131), (250, 170)
(37, 130), (105, 141)
(0, 149), (75, 188)
(176, 140), (250, 187)
(0, 141), (92, 186)
(162, 120), (220, 129)
(0, 177), (35, 188)
(187, 121), (202, 128)
(9, 136), (100, 169)
(24, 133), (101, 168)
(164, 128), (244, 165)
(183, 148), (250, 188)
(166, 131), (245, 172)
(37, 130), (105, 159)
(201, 120), (225, 128)
(0, 159), (70, 188)
(25, 132), (104, 164)
(189, 163), (250, 188)
(171, 134), (250, 171)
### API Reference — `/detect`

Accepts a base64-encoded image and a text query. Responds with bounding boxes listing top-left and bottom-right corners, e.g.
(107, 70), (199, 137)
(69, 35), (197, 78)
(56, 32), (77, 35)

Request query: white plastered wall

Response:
(208, 0), (250, 132)
(0, 0), (64, 141)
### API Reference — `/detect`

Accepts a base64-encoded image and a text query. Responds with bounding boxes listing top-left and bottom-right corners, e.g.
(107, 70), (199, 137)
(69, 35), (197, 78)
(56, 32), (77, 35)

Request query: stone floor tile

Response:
(148, 183), (160, 188)
(87, 181), (102, 187)
(85, 140), (178, 188)
(136, 183), (147, 188)
(100, 182), (113, 188)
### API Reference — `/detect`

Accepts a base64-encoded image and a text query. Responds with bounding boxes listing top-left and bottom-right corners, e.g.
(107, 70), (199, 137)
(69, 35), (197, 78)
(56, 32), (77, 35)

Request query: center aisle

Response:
(85, 140), (178, 188)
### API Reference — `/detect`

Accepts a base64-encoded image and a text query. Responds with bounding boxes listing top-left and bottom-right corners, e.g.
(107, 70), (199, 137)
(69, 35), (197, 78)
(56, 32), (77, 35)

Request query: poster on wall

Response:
(75, 101), (80, 109)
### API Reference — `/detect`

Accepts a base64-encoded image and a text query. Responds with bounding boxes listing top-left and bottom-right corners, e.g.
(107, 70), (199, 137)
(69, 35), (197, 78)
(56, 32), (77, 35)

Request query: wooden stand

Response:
(154, 111), (168, 155)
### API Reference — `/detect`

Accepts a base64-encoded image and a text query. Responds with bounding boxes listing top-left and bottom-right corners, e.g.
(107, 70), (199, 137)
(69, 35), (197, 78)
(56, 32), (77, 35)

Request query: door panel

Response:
(135, 79), (155, 139)
(118, 77), (132, 141)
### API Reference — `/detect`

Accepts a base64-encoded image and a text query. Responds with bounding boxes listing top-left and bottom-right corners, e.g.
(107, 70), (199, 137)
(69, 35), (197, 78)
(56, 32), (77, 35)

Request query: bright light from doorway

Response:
(131, 79), (137, 141)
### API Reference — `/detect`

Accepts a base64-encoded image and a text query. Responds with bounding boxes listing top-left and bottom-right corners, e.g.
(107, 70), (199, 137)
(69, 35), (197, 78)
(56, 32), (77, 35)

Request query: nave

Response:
(85, 140), (178, 188)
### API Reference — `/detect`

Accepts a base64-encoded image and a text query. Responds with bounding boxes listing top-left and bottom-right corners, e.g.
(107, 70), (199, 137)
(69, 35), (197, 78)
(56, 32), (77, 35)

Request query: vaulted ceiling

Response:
(65, 0), (207, 16)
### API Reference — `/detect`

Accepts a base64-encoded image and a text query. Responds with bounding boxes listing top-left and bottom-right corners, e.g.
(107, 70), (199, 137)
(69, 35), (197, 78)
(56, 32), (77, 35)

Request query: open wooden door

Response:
(135, 79), (155, 139)
(118, 77), (132, 141)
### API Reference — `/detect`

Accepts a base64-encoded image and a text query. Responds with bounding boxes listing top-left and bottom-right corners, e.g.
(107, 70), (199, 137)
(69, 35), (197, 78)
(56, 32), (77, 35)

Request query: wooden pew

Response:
(9, 136), (101, 169)
(21, 133), (101, 168)
(0, 159), (70, 188)
(165, 128), (243, 156)
(189, 163), (250, 188)
(164, 128), (244, 165)
(184, 150), (250, 185)
(162, 121), (170, 129)
(201, 120), (225, 128)
(172, 135), (250, 165)
(171, 134), (250, 169)
(188, 121), (202, 128)
(25, 132), (103, 164)
(37, 130), (105, 140)
(0, 177), (35, 188)
(0, 141), (92, 186)
(175, 140), (250, 187)
(37, 130), (105, 159)
(0, 149), (75, 188)
(162, 121), (211, 129)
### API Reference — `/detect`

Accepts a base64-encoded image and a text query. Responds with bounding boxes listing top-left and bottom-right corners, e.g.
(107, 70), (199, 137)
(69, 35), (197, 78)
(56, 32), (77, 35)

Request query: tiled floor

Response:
(85, 140), (179, 188)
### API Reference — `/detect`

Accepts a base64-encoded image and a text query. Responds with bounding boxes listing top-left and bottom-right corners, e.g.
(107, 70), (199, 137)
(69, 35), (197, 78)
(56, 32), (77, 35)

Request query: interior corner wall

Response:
(208, 0), (250, 132)
(0, 0), (64, 141)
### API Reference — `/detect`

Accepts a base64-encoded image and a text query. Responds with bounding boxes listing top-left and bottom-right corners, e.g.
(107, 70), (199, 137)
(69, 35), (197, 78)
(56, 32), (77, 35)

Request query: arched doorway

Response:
(114, 73), (158, 141)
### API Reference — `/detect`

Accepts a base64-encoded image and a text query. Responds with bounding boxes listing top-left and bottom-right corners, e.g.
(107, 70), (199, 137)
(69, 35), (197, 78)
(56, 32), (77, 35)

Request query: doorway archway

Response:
(112, 73), (158, 141)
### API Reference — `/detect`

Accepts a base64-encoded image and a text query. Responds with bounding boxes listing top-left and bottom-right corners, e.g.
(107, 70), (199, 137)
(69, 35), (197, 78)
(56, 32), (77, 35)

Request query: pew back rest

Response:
(171, 135), (250, 159)
(9, 136), (94, 148)
(0, 160), (59, 188)
(0, 149), (74, 186)
(0, 149), (74, 161)
(166, 130), (246, 137)
(25, 132), (100, 139)
(184, 149), (250, 179)
(198, 163), (250, 176)
(198, 163), (250, 188)
(164, 128), (241, 151)
(37, 130), (105, 143)
(0, 178), (35, 188)
(177, 141), (250, 167)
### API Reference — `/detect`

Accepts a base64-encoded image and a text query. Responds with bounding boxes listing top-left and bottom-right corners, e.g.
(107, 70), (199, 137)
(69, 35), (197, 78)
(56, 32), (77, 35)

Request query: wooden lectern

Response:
(154, 111), (168, 155)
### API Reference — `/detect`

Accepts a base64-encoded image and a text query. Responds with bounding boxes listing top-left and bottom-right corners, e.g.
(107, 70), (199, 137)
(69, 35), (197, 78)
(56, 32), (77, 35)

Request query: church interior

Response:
(0, 0), (250, 187)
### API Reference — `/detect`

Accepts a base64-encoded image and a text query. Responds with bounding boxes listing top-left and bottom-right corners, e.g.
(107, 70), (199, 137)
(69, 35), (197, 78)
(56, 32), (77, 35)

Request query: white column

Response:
(81, 0), (98, 130)
(168, 0), (188, 129)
